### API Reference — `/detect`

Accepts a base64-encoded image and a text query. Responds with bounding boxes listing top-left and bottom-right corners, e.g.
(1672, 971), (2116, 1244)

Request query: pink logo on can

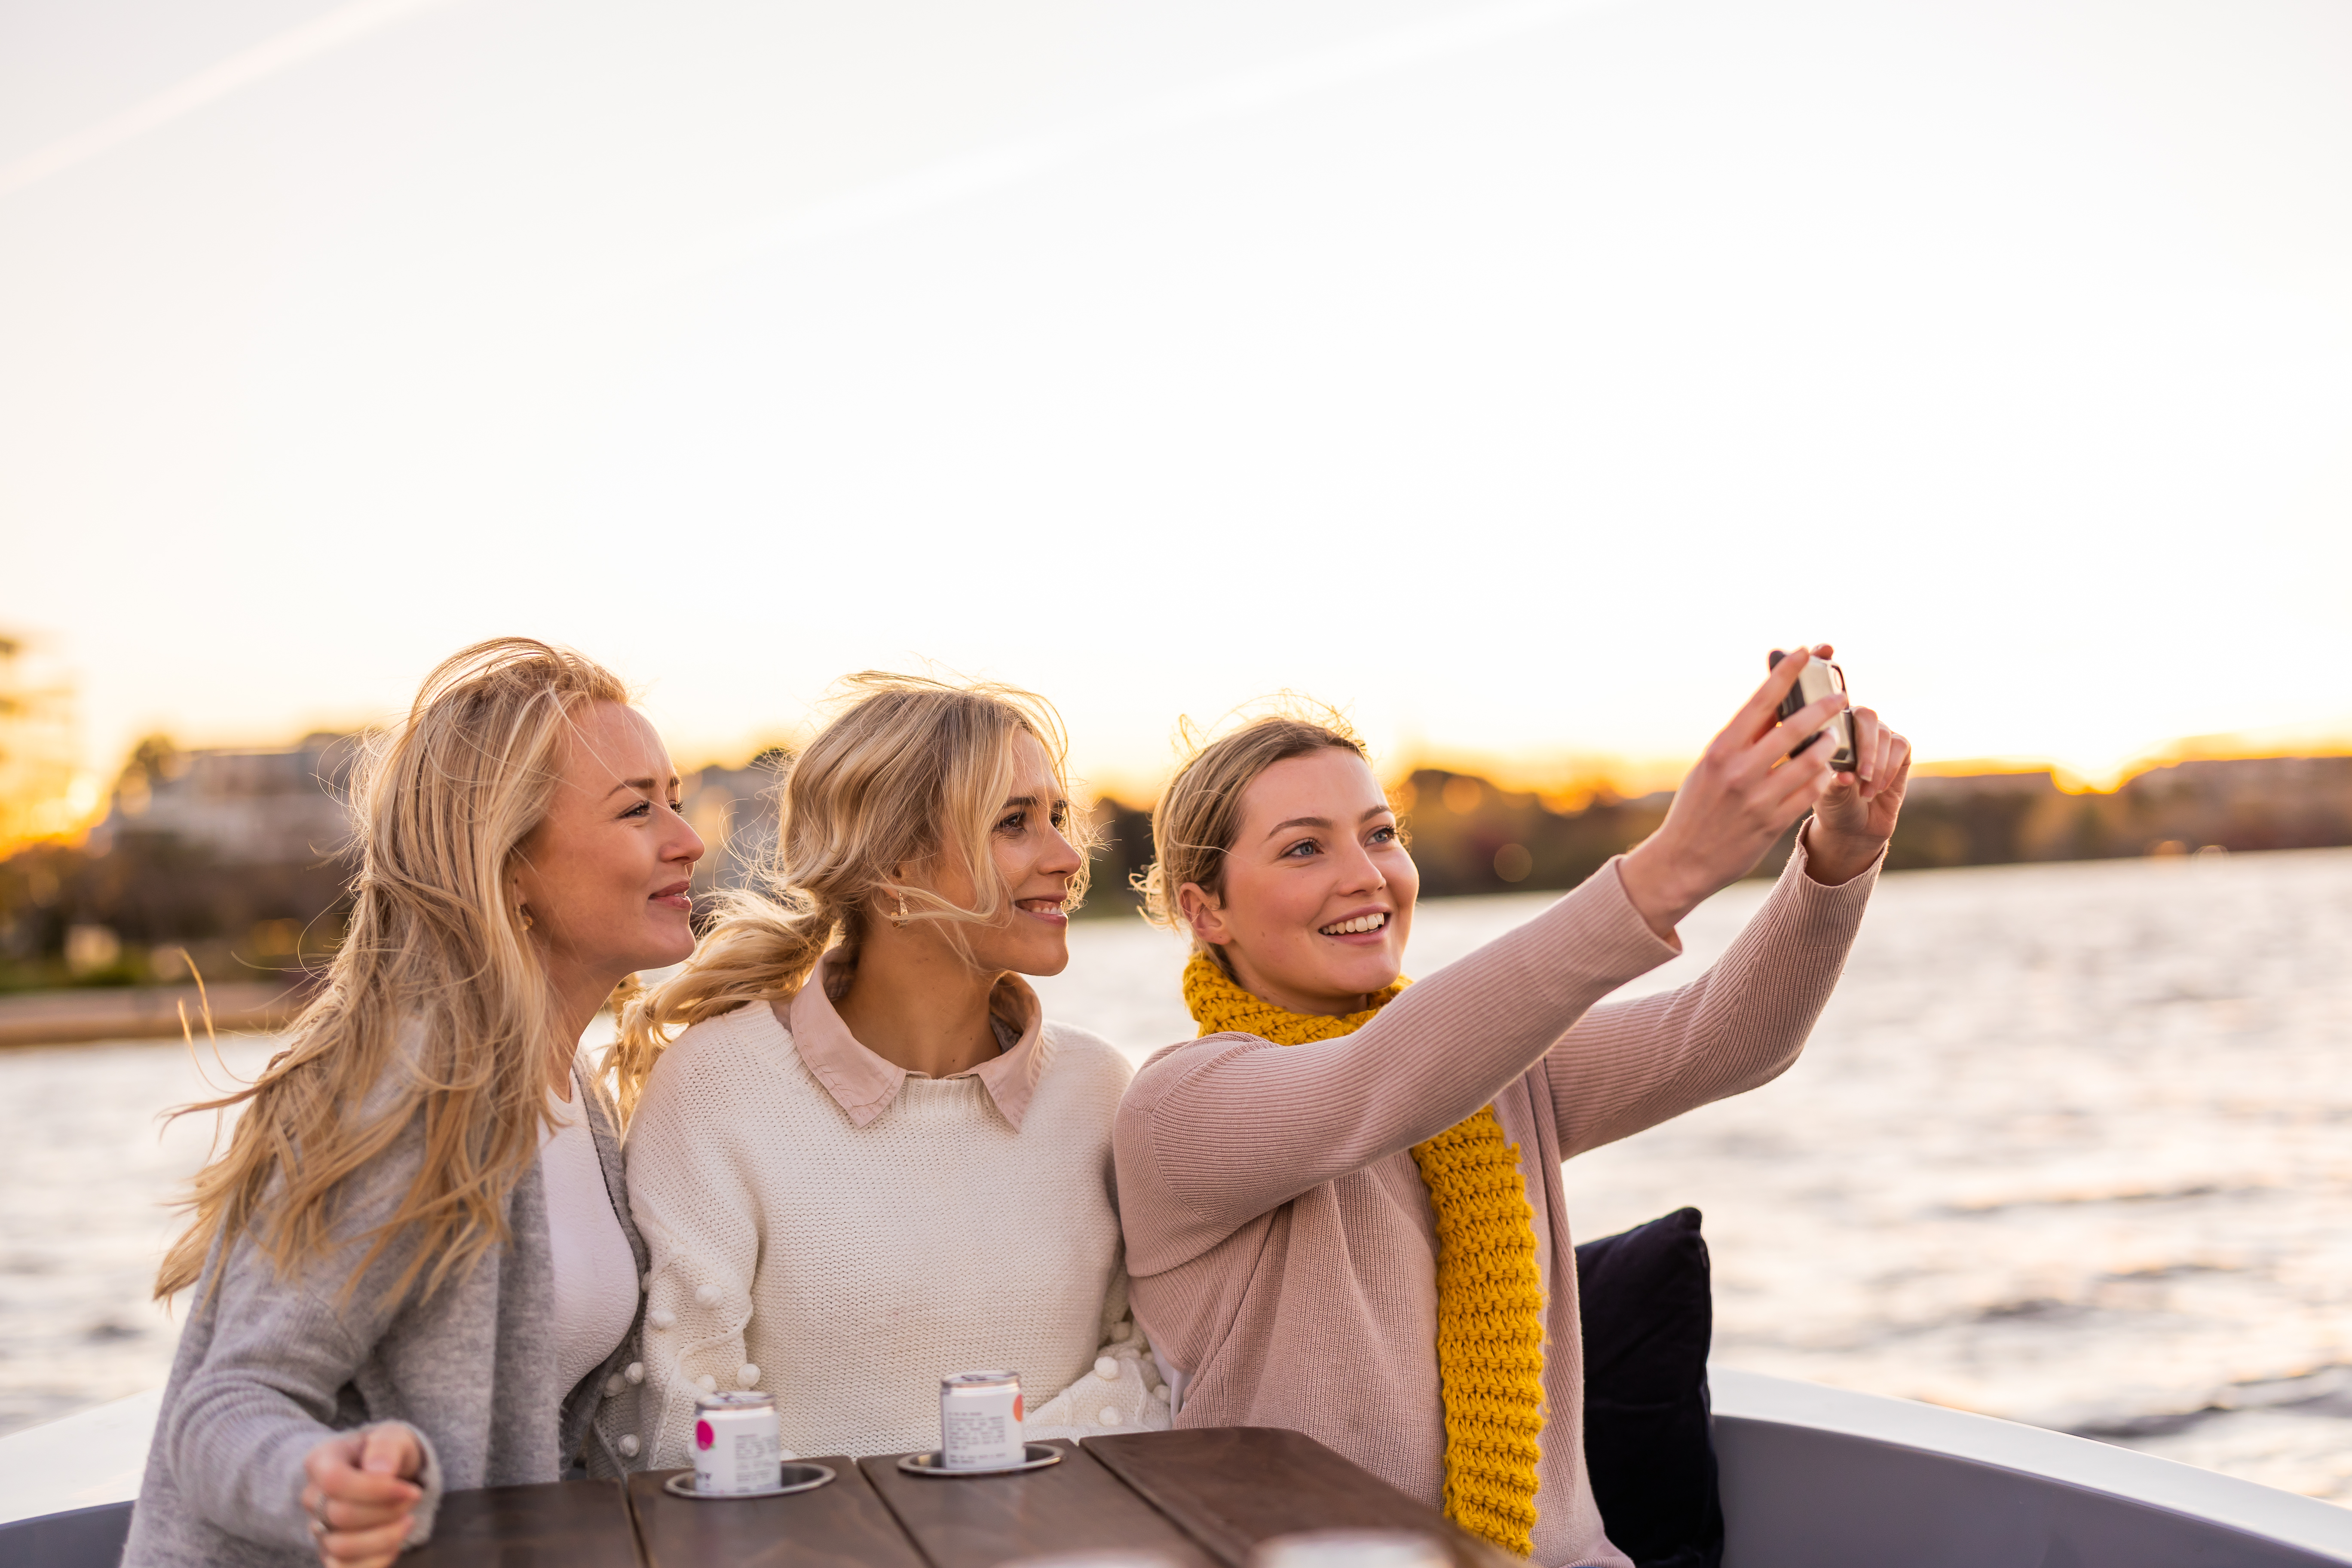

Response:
(695, 1418), (715, 1451)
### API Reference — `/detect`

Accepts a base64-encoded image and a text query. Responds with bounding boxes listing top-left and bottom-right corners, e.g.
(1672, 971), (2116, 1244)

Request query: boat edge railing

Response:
(1709, 1363), (2352, 1565)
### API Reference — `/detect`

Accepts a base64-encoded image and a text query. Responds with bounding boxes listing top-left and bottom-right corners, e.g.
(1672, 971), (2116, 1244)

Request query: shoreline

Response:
(0, 982), (307, 1049)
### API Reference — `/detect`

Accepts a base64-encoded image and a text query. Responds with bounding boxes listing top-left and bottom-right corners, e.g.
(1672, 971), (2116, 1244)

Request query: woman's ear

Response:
(1176, 882), (1230, 946)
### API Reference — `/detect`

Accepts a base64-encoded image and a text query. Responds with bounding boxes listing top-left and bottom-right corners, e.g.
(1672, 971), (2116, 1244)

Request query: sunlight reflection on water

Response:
(3, 848), (2346, 1500)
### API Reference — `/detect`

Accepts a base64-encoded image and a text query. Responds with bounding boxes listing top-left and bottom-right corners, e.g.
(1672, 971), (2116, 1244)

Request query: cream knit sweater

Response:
(623, 997), (1168, 1465)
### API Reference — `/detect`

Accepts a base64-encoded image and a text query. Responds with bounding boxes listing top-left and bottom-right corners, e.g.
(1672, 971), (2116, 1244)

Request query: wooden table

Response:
(408, 1427), (1506, 1568)
(632, 1456), (923, 1568)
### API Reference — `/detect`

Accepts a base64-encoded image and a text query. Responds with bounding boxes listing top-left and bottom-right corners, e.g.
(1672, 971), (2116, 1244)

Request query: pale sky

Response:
(3, 0), (2348, 799)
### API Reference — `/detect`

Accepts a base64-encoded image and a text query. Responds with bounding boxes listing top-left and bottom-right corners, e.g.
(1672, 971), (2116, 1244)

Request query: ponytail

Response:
(606, 889), (833, 1116)
(603, 671), (1093, 1116)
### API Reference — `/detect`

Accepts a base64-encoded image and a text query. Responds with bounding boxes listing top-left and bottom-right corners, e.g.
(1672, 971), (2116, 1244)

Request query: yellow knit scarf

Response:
(1182, 952), (1547, 1556)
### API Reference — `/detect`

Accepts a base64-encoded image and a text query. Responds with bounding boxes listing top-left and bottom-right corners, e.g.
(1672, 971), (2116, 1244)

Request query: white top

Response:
(619, 962), (1169, 1464)
(540, 1071), (640, 1396)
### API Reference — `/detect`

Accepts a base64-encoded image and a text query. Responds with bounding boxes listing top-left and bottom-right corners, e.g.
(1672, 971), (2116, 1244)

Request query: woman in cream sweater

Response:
(1115, 649), (1910, 1568)
(610, 674), (1164, 1467)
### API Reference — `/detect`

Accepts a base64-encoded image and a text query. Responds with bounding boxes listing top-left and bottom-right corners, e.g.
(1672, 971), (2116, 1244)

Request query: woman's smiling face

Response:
(912, 730), (1084, 978)
(510, 701), (705, 987)
(1179, 746), (1419, 1016)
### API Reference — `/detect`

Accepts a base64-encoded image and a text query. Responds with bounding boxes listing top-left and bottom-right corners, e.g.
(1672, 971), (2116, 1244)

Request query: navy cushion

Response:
(1575, 1206), (1723, 1568)
(0, 1499), (134, 1568)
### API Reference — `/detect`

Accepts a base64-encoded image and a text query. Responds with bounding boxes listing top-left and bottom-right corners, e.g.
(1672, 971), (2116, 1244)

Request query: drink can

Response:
(939, 1370), (1024, 1470)
(693, 1390), (781, 1494)
(1250, 1532), (1450, 1568)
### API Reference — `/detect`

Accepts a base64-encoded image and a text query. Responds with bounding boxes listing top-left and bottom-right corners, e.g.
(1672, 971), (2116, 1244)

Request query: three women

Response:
(131, 640), (1903, 1568)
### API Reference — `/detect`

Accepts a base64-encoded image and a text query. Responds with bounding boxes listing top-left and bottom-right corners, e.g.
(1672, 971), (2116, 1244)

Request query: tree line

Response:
(4, 743), (2348, 992)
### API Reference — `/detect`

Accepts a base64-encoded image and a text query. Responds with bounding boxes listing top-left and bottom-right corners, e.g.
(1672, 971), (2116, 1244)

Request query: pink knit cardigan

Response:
(1114, 842), (1880, 1568)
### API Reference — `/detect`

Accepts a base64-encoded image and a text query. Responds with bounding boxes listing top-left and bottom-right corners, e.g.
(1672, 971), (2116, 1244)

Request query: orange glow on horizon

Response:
(1069, 735), (2352, 812)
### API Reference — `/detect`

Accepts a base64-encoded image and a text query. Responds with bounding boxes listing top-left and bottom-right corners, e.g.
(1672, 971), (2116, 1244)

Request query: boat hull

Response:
(1713, 1368), (2352, 1567)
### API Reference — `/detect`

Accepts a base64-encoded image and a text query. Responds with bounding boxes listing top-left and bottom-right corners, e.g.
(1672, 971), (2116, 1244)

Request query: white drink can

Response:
(1250, 1532), (1450, 1568)
(693, 1390), (781, 1494)
(939, 1369), (1024, 1470)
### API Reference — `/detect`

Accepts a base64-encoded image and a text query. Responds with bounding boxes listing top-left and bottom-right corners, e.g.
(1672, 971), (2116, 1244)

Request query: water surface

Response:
(4, 848), (2346, 1501)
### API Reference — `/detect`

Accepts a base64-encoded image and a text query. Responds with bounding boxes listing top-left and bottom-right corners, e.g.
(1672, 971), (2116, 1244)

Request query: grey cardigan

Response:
(122, 1053), (649, 1567)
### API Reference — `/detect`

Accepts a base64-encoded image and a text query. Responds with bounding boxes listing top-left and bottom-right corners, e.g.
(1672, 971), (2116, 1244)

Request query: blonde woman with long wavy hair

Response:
(126, 640), (703, 1568)
(610, 673), (1166, 1471)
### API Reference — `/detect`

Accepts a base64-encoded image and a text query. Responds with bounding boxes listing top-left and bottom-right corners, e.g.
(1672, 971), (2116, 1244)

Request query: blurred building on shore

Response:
(86, 733), (361, 865)
(2, 734), (359, 989)
(1884, 757), (2352, 870)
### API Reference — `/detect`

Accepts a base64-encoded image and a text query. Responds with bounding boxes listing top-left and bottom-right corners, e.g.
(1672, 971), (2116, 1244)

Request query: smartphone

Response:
(1768, 649), (1856, 772)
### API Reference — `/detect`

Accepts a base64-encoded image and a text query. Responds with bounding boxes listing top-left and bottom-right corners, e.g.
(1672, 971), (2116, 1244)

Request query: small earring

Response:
(891, 891), (909, 928)
(518, 905), (535, 932)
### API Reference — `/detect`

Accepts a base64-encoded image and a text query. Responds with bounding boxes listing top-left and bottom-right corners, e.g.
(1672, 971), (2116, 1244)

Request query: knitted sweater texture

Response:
(622, 1000), (1167, 1466)
(1182, 957), (1547, 1554)
(124, 1050), (648, 1568)
(1116, 842), (1879, 1568)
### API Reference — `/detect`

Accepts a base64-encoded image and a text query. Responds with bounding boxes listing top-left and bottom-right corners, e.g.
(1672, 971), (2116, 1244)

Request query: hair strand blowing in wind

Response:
(156, 638), (631, 1309)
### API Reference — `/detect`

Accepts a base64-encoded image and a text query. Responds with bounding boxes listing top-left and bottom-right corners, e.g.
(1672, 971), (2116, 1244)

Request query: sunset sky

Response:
(3, 0), (2348, 801)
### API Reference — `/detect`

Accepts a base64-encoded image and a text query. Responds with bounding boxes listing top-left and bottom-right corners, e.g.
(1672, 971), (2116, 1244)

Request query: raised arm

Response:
(1547, 827), (1880, 1159)
(1115, 865), (1676, 1273)
(625, 1032), (765, 1469)
(1119, 647), (1908, 1277)
(1553, 647), (1911, 1154)
(1549, 659), (1914, 1154)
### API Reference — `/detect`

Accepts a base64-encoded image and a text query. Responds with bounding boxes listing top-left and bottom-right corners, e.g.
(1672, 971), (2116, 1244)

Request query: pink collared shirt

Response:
(782, 950), (1048, 1130)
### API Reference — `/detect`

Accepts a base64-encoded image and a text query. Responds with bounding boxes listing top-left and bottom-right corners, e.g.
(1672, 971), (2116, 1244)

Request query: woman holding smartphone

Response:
(610, 673), (1163, 1469)
(1115, 648), (1909, 1568)
(126, 639), (702, 1568)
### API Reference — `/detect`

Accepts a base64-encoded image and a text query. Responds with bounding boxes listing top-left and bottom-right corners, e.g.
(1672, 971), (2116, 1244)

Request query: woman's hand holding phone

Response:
(1618, 645), (1908, 939)
(300, 1423), (425, 1568)
(1805, 648), (1911, 885)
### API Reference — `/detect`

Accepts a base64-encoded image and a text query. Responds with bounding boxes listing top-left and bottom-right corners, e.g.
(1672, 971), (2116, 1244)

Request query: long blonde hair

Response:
(1137, 702), (1369, 965)
(609, 671), (1093, 1116)
(156, 638), (631, 1306)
